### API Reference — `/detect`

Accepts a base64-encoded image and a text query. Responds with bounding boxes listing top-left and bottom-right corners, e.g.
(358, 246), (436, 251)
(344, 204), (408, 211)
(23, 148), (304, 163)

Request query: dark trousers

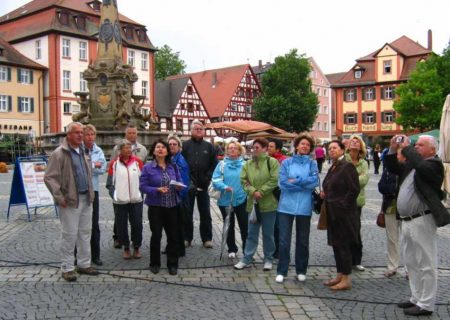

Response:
(277, 213), (311, 276)
(185, 188), (212, 243)
(333, 245), (352, 275)
(374, 160), (381, 174)
(351, 206), (363, 266)
(316, 158), (324, 173)
(148, 205), (179, 268)
(116, 202), (143, 249)
(113, 203), (118, 241)
(90, 191), (100, 260)
(274, 214), (279, 257)
(218, 201), (248, 254)
(176, 197), (190, 256)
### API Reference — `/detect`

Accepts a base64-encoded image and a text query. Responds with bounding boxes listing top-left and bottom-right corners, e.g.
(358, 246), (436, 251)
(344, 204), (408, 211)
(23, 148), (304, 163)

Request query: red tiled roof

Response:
(326, 72), (347, 85)
(337, 35), (432, 86)
(0, 36), (46, 69)
(0, 0), (139, 25)
(169, 64), (253, 118)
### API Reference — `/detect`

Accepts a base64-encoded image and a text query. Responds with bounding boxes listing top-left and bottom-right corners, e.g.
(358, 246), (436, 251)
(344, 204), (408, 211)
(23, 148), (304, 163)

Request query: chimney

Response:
(428, 29), (433, 51)
(211, 72), (217, 88)
(258, 60), (262, 68)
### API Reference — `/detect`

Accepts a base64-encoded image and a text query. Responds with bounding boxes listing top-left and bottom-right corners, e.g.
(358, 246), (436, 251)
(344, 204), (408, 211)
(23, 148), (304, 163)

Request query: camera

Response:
(395, 136), (404, 144)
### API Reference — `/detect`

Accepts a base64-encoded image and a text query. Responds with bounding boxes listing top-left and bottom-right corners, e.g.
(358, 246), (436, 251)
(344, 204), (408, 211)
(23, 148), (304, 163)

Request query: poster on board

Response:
(19, 161), (54, 207)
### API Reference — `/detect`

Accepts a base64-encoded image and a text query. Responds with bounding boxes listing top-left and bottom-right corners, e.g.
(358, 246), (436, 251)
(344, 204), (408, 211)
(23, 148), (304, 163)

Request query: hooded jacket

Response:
(212, 156), (247, 207)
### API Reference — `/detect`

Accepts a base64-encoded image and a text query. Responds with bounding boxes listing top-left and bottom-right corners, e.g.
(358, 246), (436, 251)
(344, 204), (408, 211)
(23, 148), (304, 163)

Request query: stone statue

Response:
(114, 84), (131, 129)
(72, 92), (91, 124)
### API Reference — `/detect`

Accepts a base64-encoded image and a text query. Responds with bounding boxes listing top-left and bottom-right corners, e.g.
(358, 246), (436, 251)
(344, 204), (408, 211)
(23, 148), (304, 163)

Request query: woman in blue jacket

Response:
(212, 141), (247, 258)
(275, 134), (319, 283)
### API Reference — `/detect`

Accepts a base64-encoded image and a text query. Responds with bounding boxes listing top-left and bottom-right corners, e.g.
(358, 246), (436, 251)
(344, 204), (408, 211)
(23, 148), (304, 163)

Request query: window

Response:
(323, 122), (328, 131)
(62, 38), (70, 58)
(80, 72), (87, 92)
(344, 89), (356, 102)
(316, 88), (320, 96)
(364, 112), (376, 123)
(63, 102), (71, 113)
(231, 102), (237, 111)
(363, 88), (375, 101)
(74, 16), (86, 30)
(186, 85), (193, 95)
(246, 105), (252, 114)
(383, 86), (395, 100)
(18, 97), (34, 113)
(141, 53), (148, 70)
(316, 122), (321, 131)
(35, 40), (41, 59)
(323, 89), (328, 97)
(344, 113), (357, 124)
(383, 60), (391, 74)
(176, 119), (182, 130)
(141, 81), (148, 97)
(79, 41), (87, 60)
(0, 95), (12, 112)
(136, 29), (147, 42)
(18, 69), (32, 84)
(187, 103), (194, 112)
(58, 11), (69, 25)
(0, 66), (11, 81)
(354, 70), (363, 79)
(383, 111), (395, 123)
(323, 105), (328, 114)
(63, 70), (71, 91)
(128, 50), (135, 66)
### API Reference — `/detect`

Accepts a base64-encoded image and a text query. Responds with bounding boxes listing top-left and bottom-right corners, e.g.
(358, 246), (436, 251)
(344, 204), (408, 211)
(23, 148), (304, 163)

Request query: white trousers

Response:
(402, 213), (437, 311)
(385, 213), (400, 271)
(59, 194), (92, 272)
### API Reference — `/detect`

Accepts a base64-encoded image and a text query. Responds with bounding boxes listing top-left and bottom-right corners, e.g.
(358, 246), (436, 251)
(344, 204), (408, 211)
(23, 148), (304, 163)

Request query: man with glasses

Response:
(182, 120), (217, 248)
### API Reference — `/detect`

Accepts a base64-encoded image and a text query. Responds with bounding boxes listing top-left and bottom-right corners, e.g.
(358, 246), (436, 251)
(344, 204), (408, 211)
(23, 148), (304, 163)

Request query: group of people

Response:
(43, 119), (449, 316)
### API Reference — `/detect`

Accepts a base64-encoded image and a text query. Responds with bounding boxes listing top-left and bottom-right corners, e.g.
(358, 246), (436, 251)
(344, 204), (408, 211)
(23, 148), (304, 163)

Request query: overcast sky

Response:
(1, 0), (449, 74)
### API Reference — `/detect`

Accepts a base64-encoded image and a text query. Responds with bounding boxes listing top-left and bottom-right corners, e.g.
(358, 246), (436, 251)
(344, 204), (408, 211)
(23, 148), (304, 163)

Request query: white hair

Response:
(418, 135), (438, 150)
(190, 120), (204, 131)
(66, 122), (83, 133)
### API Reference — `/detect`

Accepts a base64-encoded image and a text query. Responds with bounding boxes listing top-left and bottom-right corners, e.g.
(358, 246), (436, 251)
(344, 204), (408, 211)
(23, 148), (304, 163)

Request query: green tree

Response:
(154, 45), (187, 80)
(253, 49), (318, 132)
(394, 45), (450, 131)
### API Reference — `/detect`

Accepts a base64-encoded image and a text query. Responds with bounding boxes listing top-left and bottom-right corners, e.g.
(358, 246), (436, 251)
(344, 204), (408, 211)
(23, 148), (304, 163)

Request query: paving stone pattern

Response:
(1, 164), (450, 319)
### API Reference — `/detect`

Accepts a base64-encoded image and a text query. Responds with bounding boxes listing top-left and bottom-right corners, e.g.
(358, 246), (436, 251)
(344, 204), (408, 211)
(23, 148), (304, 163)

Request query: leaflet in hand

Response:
(169, 180), (187, 188)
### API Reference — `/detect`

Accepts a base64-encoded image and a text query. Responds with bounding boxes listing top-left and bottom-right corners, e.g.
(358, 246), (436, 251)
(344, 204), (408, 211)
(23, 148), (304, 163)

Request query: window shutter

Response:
(29, 70), (33, 84)
(373, 88), (376, 99)
(30, 98), (34, 113)
(393, 111), (396, 120)
(381, 88), (385, 100)
(17, 68), (21, 83)
(373, 112), (376, 123)
(8, 96), (12, 111)
(362, 88), (366, 101)
(354, 113), (358, 124)
(381, 112), (385, 122)
(7, 67), (11, 81)
(17, 97), (22, 112)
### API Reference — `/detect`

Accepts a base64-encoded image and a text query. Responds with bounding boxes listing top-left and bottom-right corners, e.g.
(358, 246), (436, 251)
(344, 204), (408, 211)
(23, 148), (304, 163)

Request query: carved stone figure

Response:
(114, 84), (131, 129)
(72, 92), (91, 124)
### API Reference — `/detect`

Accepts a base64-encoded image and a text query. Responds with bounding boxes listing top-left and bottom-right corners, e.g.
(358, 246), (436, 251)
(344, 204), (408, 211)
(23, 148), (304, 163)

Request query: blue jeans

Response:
(276, 213), (311, 276)
(241, 211), (276, 264)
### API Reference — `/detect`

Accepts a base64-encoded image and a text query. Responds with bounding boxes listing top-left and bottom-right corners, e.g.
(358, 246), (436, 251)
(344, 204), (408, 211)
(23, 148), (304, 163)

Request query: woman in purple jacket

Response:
(140, 140), (184, 275)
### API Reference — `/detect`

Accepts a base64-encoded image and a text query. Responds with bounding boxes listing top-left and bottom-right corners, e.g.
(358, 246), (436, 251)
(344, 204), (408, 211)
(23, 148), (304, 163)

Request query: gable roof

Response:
(0, 0), (154, 50)
(0, 36), (46, 69)
(326, 72), (347, 86)
(155, 77), (190, 117)
(169, 64), (256, 118)
(336, 35), (432, 86)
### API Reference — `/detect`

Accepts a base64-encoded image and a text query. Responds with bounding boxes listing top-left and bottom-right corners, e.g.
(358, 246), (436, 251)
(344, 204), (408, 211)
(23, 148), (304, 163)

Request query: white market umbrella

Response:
(439, 94), (450, 202)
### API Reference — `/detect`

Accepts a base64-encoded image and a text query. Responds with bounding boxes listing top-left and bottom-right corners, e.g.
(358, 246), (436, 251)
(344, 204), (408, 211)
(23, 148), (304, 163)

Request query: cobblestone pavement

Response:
(1, 163), (450, 319)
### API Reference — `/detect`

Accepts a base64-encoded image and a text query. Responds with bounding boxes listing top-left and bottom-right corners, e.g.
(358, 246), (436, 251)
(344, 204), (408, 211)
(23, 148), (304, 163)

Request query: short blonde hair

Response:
(83, 124), (97, 134)
(348, 135), (367, 159)
(168, 134), (182, 149)
(226, 141), (245, 156)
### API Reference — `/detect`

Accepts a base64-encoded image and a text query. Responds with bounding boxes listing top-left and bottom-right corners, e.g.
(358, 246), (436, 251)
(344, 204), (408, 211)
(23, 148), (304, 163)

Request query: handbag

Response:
(376, 212), (386, 228)
(266, 158), (281, 201)
(317, 202), (327, 230)
(208, 161), (225, 200)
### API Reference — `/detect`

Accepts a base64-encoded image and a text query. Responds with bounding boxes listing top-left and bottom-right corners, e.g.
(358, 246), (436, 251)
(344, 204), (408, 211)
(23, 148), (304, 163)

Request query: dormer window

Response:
(58, 11), (70, 26)
(0, 48), (4, 57)
(123, 26), (134, 40)
(74, 15), (86, 30)
(88, 1), (101, 11)
(136, 29), (147, 42)
(383, 60), (392, 74)
(354, 70), (363, 79)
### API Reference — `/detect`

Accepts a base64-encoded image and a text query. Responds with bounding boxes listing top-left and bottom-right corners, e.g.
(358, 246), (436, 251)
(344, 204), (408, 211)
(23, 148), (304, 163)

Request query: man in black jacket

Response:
(385, 134), (450, 316)
(182, 120), (218, 248)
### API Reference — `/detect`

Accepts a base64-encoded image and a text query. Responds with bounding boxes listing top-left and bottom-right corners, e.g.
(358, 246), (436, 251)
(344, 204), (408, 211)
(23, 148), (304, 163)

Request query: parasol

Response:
(220, 191), (233, 260)
(439, 94), (450, 204)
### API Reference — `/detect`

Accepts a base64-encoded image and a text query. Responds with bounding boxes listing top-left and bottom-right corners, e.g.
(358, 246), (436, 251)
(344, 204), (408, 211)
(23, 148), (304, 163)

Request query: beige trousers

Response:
(384, 213), (400, 271)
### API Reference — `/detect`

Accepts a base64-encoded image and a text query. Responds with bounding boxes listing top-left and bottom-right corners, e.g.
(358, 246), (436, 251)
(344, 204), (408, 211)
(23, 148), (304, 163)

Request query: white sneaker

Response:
(355, 265), (365, 271)
(228, 252), (236, 259)
(275, 275), (284, 283)
(263, 261), (272, 271)
(297, 274), (306, 282)
(234, 261), (250, 270)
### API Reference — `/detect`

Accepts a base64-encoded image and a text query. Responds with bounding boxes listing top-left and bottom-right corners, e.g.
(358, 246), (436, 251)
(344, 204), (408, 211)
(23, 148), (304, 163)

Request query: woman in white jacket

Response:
(106, 140), (144, 260)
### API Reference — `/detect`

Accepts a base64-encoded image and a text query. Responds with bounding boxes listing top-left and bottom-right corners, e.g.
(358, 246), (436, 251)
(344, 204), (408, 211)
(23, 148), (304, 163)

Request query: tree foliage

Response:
(394, 45), (450, 132)
(253, 49), (319, 133)
(154, 45), (187, 80)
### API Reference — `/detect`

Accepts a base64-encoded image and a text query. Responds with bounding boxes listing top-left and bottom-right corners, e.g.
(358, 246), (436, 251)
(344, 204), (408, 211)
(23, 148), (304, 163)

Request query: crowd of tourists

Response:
(43, 119), (449, 317)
